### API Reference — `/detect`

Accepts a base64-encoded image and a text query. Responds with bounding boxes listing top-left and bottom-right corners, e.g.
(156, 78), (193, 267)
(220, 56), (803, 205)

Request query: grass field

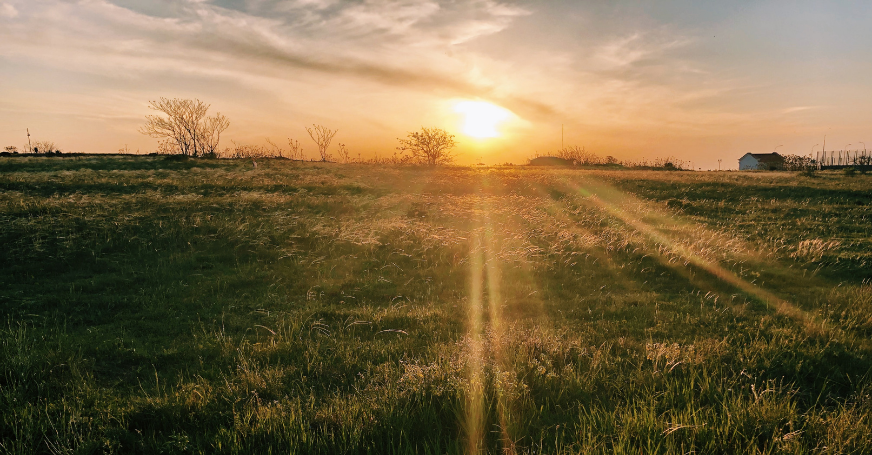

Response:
(1, 155), (871, 454)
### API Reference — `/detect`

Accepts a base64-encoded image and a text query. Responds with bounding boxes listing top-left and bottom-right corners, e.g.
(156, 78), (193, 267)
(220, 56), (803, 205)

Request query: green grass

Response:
(1, 155), (871, 454)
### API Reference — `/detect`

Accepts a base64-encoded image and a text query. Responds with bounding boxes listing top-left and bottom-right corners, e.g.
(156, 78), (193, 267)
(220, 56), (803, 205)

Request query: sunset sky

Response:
(2, 1), (871, 168)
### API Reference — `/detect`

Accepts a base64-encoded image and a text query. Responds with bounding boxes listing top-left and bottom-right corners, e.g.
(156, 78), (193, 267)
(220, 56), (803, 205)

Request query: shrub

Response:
(396, 127), (457, 165)
(783, 154), (815, 172)
(653, 156), (688, 170)
(222, 141), (273, 159)
(556, 146), (601, 165)
(32, 140), (59, 154)
(140, 98), (229, 157)
(305, 124), (338, 162)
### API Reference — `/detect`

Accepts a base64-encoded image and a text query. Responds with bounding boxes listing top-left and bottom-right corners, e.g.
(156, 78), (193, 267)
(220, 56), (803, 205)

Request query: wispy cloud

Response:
(1, 0), (534, 103)
(592, 30), (694, 74)
(0, 2), (17, 18)
(781, 106), (823, 114)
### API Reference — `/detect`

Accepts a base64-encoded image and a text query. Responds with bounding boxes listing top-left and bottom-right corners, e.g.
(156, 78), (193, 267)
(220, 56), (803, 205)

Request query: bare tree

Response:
(396, 127), (457, 165)
(287, 138), (304, 161)
(337, 143), (350, 163)
(156, 139), (177, 155)
(32, 140), (57, 154)
(140, 98), (229, 157)
(305, 124), (338, 162)
(265, 138), (286, 158)
(200, 113), (230, 156)
(556, 146), (602, 165)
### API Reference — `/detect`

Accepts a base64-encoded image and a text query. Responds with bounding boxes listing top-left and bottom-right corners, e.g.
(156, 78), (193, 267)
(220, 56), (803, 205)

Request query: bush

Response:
(555, 146), (601, 165)
(396, 127), (457, 165)
(653, 156), (688, 170)
(32, 140), (59, 154)
(140, 98), (229, 157)
(306, 124), (338, 162)
(783, 154), (815, 172)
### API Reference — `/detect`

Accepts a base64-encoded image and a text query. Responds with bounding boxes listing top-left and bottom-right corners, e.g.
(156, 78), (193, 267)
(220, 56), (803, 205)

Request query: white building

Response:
(739, 153), (784, 170)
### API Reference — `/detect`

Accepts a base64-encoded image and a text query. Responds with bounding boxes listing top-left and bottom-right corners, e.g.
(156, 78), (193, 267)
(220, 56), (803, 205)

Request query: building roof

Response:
(741, 152), (784, 163)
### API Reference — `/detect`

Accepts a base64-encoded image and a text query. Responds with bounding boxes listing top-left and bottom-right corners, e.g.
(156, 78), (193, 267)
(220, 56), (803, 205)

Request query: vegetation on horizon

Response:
(396, 127), (458, 165)
(531, 146), (689, 170)
(140, 98), (230, 157)
(306, 124), (339, 162)
(4, 97), (871, 170)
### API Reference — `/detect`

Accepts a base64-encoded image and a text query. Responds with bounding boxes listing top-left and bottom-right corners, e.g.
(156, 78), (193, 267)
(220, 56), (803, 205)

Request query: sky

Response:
(1, 0), (871, 168)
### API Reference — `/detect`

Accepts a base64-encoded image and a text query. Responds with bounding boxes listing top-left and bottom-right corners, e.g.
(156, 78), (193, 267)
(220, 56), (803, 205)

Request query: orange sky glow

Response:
(2, 1), (871, 168)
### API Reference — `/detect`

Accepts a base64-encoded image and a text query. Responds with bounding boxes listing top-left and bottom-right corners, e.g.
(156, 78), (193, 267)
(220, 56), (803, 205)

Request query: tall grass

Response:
(0, 156), (870, 453)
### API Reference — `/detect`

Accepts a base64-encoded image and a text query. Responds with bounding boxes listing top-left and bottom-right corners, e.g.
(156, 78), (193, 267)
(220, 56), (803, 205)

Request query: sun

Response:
(454, 101), (512, 138)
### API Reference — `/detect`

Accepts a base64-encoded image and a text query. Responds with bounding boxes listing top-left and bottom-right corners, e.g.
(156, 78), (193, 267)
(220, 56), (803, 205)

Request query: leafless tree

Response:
(140, 98), (229, 157)
(156, 139), (177, 155)
(200, 113), (230, 156)
(337, 143), (350, 163)
(265, 138), (286, 158)
(287, 138), (304, 161)
(32, 140), (57, 154)
(556, 146), (602, 165)
(305, 124), (338, 162)
(396, 127), (457, 165)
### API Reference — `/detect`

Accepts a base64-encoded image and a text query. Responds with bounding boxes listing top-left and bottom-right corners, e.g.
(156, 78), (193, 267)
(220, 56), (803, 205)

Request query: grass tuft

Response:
(1, 157), (870, 453)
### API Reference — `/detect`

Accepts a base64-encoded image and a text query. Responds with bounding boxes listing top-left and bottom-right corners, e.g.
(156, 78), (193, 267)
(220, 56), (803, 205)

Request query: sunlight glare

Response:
(454, 101), (512, 138)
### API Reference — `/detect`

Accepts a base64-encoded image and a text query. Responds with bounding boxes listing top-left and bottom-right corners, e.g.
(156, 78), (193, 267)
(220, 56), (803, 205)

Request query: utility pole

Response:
(27, 128), (32, 153)
(823, 135), (826, 166)
(561, 124), (564, 150)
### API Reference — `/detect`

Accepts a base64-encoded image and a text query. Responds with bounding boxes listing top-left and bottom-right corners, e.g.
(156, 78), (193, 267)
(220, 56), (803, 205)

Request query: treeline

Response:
(780, 153), (870, 175)
(537, 146), (691, 170)
(9, 96), (865, 170)
(2, 141), (61, 156)
(142, 98), (458, 165)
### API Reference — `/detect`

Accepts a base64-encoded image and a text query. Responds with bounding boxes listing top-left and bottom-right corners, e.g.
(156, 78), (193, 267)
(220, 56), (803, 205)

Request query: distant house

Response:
(529, 156), (573, 166)
(739, 153), (784, 170)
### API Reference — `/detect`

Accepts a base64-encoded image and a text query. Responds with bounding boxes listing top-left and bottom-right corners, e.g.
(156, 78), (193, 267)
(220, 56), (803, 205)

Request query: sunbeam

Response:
(464, 229), (486, 454)
(559, 175), (826, 331)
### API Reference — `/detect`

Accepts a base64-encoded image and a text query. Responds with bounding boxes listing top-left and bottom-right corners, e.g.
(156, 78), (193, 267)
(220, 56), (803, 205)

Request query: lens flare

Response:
(455, 101), (512, 138)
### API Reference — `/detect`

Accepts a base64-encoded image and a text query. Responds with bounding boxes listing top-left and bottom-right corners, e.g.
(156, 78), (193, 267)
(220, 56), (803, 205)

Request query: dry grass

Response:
(1, 156), (871, 453)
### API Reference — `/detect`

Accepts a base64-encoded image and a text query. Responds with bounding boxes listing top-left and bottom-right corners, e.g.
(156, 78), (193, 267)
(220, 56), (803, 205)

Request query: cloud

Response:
(593, 30), (692, 71)
(2, 0), (538, 108)
(0, 2), (18, 18)
(781, 106), (822, 114)
(330, 1), (442, 36)
(6, 1), (737, 132)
